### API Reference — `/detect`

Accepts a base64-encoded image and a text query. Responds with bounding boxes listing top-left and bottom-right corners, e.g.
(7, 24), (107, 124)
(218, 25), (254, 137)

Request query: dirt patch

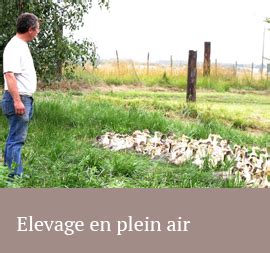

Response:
(230, 89), (270, 96)
(38, 81), (183, 93)
(246, 127), (269, 136)
(81, 83), (183, 93)
(39, 81), (269, 96)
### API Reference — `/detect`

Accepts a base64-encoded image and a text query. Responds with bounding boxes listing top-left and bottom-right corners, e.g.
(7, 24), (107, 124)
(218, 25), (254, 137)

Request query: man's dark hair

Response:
(16, 13), (39, 34)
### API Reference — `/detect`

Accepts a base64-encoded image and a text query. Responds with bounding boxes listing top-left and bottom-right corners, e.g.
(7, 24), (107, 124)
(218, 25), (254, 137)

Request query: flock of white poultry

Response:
(96, 130), (270, 188)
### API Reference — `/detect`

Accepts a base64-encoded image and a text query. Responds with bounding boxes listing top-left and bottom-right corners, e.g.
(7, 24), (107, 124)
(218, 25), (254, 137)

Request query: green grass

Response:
(85, 90), (270, 133)
(0, 90), (269, 188)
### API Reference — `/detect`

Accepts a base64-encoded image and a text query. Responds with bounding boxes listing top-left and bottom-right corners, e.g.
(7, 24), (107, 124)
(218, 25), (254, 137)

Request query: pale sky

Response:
(75, 0), (270, 64)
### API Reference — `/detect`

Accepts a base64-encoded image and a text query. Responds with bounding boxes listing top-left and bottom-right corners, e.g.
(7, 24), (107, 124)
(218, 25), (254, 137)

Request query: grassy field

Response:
(74, 61), (270, 92)
(0, 85), (270, 188)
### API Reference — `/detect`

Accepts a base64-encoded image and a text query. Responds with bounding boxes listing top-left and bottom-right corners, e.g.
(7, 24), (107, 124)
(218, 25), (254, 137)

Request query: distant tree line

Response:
(0, 0), (110, 84)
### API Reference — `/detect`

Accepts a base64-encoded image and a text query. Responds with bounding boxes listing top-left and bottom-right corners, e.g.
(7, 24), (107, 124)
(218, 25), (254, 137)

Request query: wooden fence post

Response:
(186, 50), (197, 102)
(116, 50), (120, 74)
(147, 52), (150, 75)
(170, 55), (173, 75)
(251, 62), (254, 80)
(203, 42), (211, 76)
(234, 61), (238, 77)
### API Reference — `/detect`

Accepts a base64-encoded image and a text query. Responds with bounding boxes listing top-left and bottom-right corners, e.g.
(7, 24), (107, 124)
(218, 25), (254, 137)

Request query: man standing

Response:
(1, 13), (40, 178)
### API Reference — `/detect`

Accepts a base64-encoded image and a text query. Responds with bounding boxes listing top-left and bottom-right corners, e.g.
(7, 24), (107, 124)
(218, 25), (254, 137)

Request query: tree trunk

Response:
(56, 24), (63, 80)
(186, 50), (197, 102)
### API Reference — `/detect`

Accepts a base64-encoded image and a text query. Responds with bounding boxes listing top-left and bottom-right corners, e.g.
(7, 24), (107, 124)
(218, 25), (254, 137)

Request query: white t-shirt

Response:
(3, 35), (37, 96)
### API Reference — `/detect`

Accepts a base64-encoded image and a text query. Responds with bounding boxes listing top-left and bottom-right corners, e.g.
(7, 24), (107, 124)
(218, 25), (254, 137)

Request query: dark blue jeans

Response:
(1, 91), (34, 176)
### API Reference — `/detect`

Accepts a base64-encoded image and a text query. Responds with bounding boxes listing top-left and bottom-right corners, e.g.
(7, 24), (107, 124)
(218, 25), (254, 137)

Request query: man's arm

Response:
(4, 72), (25, 115)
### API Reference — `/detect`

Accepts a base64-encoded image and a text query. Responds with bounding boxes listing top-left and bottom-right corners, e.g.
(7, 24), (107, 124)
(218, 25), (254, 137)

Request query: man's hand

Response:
(4, 72), (25, 115)
(14, 100), (25, 115)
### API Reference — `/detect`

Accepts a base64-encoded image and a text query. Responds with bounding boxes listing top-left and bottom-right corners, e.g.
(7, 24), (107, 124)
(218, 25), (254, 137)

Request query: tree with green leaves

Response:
(0, 0), (109, 83)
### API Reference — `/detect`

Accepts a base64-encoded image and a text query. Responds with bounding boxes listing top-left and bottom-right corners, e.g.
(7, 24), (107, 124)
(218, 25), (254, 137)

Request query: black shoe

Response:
(7, 173), (15, 182)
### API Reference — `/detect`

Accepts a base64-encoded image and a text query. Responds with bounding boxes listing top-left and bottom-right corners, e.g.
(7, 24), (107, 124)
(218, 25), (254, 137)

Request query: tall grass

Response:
(74, 61), (270, 91)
